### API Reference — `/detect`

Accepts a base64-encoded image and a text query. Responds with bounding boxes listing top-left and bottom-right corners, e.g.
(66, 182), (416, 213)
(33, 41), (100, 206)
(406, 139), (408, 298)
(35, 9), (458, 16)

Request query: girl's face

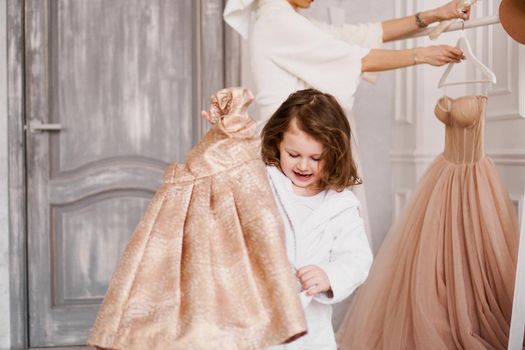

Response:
(279, 119), (324, 195)
(287, 0), (314, 10)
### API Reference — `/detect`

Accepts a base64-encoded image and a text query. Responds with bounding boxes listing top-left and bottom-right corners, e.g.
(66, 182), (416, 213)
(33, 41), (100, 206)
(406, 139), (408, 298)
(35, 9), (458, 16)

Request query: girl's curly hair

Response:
(261, 88), (361, 191)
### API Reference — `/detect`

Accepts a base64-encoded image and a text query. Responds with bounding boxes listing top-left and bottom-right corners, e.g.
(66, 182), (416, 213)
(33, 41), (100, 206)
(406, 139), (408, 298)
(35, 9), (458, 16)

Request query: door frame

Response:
(7, 0), (28, 348)
(6, 0), (241, 348)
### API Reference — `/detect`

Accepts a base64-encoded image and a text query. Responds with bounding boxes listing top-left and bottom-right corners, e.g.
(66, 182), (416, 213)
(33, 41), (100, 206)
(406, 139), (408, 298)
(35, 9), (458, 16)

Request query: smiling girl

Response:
(261, 89), (373, 350)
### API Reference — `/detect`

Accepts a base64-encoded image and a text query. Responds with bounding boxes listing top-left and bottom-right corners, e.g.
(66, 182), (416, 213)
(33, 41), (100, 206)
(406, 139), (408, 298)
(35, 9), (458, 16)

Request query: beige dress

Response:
(337, 95), (520, 349)
(88, 87), (306, 350)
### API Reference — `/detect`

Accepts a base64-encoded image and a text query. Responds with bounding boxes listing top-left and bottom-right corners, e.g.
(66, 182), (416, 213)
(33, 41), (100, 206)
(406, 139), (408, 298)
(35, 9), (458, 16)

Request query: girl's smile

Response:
(278, 118), (324, 196)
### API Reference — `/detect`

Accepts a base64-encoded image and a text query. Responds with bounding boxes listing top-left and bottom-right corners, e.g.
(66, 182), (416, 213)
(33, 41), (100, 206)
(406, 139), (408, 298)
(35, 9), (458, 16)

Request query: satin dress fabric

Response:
(88, 87), (307, 350)
(337, 96), (520, 350)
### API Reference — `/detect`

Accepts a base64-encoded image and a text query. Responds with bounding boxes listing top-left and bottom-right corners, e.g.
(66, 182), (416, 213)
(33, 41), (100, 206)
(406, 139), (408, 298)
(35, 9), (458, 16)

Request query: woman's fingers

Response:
(447, 47), (465, 62)
(461, 7), (471, 20)
(416, 43), (466, 67)
(445, 51), (463, 63)
(428, 45), (464, 66)
(433, 1), (472, 22)
(449, 46), (464, 58)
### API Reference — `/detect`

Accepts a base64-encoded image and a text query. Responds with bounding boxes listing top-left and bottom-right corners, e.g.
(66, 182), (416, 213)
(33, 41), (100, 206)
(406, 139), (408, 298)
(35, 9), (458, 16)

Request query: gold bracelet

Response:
(415, 12), (428, 28)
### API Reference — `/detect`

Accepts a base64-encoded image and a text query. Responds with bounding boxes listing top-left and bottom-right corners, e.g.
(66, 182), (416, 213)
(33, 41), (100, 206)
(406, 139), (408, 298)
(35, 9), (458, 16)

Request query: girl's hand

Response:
(432, 0), (471, 22)
(296, 265), (331, 297)
(416, 45), (465, 66)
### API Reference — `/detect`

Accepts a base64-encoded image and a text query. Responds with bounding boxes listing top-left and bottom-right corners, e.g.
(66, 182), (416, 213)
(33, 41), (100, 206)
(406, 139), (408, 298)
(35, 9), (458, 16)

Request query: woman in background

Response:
(223, 0), (470, 250)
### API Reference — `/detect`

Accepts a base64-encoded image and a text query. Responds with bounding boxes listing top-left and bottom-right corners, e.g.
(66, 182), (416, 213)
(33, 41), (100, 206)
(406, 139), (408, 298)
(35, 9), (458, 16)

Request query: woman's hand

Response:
(362, 46), (464, 72)
(431, 0), (471, 22)
(297, 265), (331, 297)
(416, 45), (465, 66)
(382, 0), (471, 42)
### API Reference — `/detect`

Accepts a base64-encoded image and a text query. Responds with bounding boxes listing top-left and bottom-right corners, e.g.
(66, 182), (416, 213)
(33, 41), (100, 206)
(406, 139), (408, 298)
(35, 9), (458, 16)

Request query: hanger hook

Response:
(461, 20), (465, 32)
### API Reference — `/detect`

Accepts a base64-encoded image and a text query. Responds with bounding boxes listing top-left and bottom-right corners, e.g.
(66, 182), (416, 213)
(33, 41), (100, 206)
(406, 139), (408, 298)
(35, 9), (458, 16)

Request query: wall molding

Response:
(7, 0), (28, 347)
(518, 45), (525, 118)
(487, 150), (525, 166)
(476, 0), (525, 120)
(394, 189), (412, 219)
(509, 193), (523, 218)
(390, 150), (525, 166)
(482, 0), (513, 97)
(488, 37), (513, 97)
(390, 150), (439, 164)
(485, 112), (525, 122)
(484, 17), (525, 121)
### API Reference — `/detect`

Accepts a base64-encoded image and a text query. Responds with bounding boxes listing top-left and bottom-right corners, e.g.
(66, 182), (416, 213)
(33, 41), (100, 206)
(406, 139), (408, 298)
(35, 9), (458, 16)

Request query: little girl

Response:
(261, 89), (373, 350)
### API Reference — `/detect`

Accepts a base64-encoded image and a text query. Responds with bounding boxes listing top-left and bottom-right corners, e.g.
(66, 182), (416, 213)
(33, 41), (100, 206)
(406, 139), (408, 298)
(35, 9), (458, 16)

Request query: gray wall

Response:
(0, 0), (12, 348)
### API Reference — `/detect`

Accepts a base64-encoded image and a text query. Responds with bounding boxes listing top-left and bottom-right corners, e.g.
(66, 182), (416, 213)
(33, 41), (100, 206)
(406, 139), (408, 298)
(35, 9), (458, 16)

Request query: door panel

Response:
(25, 0), (225, 346)
(50, 0), (194, 172)
(53, 192), (152, 306)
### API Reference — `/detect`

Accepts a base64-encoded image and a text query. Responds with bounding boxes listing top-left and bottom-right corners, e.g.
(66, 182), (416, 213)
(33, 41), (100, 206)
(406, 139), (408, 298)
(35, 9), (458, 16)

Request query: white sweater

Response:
(250, 0), (383, 123)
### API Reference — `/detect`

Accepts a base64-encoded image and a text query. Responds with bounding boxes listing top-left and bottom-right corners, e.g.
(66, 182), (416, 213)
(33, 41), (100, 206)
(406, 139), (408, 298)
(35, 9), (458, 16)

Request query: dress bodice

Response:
(434, 95), (487, 164)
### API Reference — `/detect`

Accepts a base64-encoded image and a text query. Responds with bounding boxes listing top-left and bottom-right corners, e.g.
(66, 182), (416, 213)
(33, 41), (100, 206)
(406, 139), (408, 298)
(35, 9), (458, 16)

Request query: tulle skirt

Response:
(337, 155), (519, 350)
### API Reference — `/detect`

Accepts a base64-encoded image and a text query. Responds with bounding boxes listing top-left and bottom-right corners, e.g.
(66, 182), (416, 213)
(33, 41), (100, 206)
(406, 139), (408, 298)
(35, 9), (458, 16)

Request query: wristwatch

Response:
(415, 12), (428, 28)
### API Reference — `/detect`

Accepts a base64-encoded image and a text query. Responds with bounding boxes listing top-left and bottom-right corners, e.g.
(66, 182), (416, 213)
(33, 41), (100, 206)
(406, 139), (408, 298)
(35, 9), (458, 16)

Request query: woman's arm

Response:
(361, 45), (465, 72)
(382, 0), (471, 42)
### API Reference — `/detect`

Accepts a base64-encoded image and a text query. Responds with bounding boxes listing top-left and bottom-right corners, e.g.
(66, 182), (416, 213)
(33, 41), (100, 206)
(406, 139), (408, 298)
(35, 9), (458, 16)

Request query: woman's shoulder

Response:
(253, 6), (315, 35)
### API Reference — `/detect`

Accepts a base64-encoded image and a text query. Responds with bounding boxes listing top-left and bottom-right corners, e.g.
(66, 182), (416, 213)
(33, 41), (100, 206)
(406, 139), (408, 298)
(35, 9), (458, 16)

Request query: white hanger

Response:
(438, 26), (496, 88)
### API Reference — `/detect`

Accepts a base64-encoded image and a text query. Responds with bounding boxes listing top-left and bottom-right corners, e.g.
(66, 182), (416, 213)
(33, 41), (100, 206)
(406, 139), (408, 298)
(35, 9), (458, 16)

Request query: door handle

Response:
(28, 119), (62, 133)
